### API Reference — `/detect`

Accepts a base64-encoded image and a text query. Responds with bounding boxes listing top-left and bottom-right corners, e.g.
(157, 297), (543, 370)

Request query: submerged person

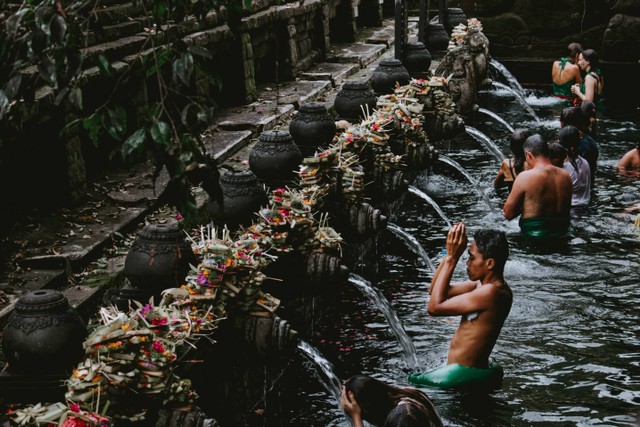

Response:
(571, 49), (604, 107)
(617, 143), (640, 177)
(580, 100), (598, 139)
(552, 42), (583, 101)
(560, 106), (599, 185)
(408, 223), (512, 389)
(503, 135), (573, 239)
(558, 125), (591, 214)
(341, 375), (443, 427)
(494, 128), (531, 192)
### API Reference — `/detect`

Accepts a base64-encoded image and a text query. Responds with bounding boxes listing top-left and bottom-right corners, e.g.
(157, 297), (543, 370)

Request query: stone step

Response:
(214, 102), (295, 133)
(203, 130), (254, 163)
(299, 62), (360, 87)
(326, 42), (387, 68)
(255, 80), (332, 109)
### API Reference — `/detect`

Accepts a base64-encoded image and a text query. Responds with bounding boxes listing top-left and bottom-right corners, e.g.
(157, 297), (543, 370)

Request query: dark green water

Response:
(266, 90), (640, 426)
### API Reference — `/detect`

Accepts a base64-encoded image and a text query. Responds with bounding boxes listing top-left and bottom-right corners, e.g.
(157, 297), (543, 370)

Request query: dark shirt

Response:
(579, 134), (599, 185)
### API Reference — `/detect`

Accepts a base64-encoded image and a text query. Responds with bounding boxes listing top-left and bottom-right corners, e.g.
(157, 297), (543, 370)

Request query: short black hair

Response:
(560, 106), (587, 132)
(523, 134), (549, 157)
(582, 49), (599, 69)
(567, 42), (583, 58)
(473, 229), (509, 274)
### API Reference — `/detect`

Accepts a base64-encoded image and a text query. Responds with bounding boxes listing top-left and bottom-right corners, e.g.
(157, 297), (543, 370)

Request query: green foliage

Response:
(0, 0), (251, 222)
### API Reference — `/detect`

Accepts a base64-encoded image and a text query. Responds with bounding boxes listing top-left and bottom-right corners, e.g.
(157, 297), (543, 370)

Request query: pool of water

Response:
(263, 90), (640, 426)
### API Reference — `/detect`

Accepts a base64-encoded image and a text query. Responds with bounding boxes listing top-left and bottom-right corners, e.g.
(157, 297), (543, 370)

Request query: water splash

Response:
(437, 155), (496, 213)
(477, 107), (515, 133)
(490, 59), (527, 98)
(387, 222), (437, 274)
(407, 186), (453, 228)
(491, 81), (540, 122)
(297, 340), (343, 403)
(348, 273), (420, 370)
(465, 126), (506, 163)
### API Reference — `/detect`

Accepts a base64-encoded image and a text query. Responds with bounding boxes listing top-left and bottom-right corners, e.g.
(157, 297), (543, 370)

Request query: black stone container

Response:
(370, 59), (411, 95)
(403, 42), (432, 77)
(425, 23), (450, 51)
(249, 130), (302, 188)
(2, 289), (87, 374)
(444, 7), (468, 34)
(334, 80), (377, 122)
(208, 169), (269, 228)
(289, 103), (337, 157)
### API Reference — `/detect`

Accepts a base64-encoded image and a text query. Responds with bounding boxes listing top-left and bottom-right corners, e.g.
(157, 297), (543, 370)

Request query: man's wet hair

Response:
(548, 142), (567, 165)
(473, 229), (509, 274)
(523, 134), (549, 157)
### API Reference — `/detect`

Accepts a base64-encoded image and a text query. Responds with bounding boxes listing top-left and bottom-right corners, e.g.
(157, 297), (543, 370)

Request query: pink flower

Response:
(153, 341), (166, 353)
(176, 212), (183, 220)
(69, 403), (81, 413)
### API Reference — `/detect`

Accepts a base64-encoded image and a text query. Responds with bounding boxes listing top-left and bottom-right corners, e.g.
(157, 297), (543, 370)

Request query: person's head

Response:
(558, 125), (581, 158)
(344, 376), (441, 426)
(578, 49), (599, 71)
(468, 229), (509, 278)
(548, 142), (567, 167)
(560, 106), (587, 132)
(581, 100), (596, 121)
(383, 398), (441, 427)
(567, 42), (583, 63)
(523, 134), (549, 167)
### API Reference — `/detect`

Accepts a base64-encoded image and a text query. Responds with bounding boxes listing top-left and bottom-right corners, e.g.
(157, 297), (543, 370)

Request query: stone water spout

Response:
(435, 28), (492, 117)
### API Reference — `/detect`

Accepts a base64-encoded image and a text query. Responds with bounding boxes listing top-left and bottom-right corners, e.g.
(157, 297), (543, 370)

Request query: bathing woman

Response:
(408, 223), (512, 389)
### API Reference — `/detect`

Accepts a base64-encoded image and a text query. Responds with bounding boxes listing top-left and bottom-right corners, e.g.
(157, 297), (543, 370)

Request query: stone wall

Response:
(0, 0), (386, 226)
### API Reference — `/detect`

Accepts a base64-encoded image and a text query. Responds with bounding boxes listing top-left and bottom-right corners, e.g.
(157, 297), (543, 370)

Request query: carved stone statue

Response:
(435, 29), (492, 118)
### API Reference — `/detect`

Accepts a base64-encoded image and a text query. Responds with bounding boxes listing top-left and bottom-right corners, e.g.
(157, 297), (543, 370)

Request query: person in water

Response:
(558, 125), (591, 215)
(580, 100), (598, 138)
(408, 223), (512, 389)
(494, 128), (531, 191)
(341, 375), (443, 427)
(548, 142), (567, 168)
(552, 42), (583, 101)
(571, 49), (604, 107)
(617, 143), (640, 177)
(503, 134), (573, 239)
(560, 106), (599, 185)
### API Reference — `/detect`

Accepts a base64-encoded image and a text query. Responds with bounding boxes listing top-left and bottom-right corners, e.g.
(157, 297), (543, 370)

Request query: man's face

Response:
(466, 242), (489, 281)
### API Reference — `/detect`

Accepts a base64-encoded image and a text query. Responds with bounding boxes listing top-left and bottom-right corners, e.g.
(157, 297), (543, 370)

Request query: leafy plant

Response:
(0, 0), (253, 223)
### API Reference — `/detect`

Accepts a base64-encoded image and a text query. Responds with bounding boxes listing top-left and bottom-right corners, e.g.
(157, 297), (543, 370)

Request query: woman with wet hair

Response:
(494, 128), (531, 191)
(340, 375), (443, 427)
(571, 49), (604, 106)
(558, 125), (591, 213)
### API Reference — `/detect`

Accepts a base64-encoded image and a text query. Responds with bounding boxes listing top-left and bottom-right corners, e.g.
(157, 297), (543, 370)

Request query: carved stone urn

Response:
(249, 130), (303, 188)
(333, 80), (377, 122)
(2, 290), (87, 374)
(444, 7), (468, 34)
(123, 222), (196, 297)
(425, 23), (450, 51)
(371, 59), (411, 95)
(289, 103), (337, 157)
(208, 169), (269, 227)
(403, 42), (432, 77)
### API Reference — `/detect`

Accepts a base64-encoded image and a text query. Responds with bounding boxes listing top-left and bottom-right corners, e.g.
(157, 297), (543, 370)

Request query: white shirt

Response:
(563, 156), (591, 207)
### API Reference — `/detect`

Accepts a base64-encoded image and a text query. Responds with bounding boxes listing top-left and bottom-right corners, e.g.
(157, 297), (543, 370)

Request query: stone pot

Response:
(123, 222), (196, 295)
(249, 130), (302, 188)
(403, 42), (432, 76)
(371, 59), (411, 95)
(444, 8), (468, 34)
(208, 169), (268, 228)
(289, 103), (337, 157)
(425, 23), (450, 51)
(2, 290), (87, 374)
(333, 80), (377, 122)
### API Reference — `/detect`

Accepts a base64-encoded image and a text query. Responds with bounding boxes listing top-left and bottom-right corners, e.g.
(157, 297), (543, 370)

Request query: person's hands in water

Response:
(446, 222), (468, 260)
(340, 386), (363, 426)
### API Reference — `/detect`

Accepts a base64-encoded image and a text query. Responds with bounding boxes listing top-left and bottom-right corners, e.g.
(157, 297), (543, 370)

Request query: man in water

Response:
(617, 143), (640, 177)
(409, 223), (512, 388)
(503, 134), (573, 239)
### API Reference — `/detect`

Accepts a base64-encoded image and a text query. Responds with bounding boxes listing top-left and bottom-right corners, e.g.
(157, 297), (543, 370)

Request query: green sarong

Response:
(519, 216), (569, 239)
(408, 362), (503, 389)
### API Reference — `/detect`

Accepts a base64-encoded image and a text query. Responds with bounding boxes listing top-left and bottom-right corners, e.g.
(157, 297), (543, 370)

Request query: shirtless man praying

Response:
(409, 223), (512, 389)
